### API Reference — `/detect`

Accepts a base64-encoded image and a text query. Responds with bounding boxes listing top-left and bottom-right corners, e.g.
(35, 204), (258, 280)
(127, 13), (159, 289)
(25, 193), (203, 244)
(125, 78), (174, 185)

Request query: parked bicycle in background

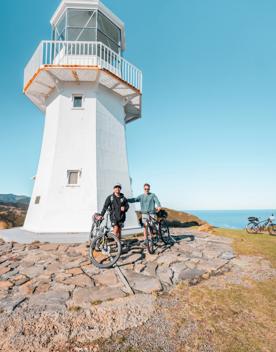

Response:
(246, 214), (276, 235)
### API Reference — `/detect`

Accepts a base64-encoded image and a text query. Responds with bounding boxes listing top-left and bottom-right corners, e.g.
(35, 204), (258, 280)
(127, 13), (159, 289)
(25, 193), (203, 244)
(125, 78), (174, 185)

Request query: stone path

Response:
(0, 229), (239, 351)
(0, 230), (235, 313)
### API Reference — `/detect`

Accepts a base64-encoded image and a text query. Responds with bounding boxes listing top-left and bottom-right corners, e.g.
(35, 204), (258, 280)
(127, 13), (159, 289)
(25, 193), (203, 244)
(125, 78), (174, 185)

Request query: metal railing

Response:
(24, 41), (142, 92)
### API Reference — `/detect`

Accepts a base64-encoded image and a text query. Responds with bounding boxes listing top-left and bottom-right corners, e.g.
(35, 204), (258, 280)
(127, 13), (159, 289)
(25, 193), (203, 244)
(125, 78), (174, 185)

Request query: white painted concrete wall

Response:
(24, 82), (140, 233)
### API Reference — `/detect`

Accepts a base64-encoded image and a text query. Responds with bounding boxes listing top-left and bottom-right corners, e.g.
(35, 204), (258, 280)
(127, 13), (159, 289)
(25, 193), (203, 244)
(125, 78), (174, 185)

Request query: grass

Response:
(213, 227), (276, 267)
(180, 278), (276, 351)
(175, 227), (276, 351)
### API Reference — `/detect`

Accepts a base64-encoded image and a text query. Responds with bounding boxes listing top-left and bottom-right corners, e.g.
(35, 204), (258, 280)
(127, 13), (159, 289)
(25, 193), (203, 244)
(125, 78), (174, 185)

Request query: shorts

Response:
(141, 213), (157, 225)
(111, 221), (124, 228)
(110, 217), (125, 228)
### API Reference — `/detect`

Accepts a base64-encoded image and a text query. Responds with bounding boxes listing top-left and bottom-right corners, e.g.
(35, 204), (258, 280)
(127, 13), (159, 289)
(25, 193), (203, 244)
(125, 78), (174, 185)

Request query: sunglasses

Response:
(144, 188), (150, 191)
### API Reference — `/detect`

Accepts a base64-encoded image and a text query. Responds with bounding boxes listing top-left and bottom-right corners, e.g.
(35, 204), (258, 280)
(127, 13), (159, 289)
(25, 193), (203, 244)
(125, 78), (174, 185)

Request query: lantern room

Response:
(51, 0), (125, 54)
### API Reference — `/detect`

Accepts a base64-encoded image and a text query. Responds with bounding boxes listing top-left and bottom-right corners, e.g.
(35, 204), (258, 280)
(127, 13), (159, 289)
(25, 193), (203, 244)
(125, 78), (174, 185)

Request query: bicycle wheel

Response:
(89, 232), (122, 269)
(268, 224), (276, 236)
(146, 224), (156, 254)
(159, 221), (175, 245)
(89, 223), (96, 245)
(246, 223), (259, 234)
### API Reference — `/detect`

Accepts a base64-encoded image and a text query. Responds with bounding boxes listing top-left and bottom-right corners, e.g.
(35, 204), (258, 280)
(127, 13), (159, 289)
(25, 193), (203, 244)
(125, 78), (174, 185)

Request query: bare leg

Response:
(113, 225), (121, 240)
(143, 226), (147, 241)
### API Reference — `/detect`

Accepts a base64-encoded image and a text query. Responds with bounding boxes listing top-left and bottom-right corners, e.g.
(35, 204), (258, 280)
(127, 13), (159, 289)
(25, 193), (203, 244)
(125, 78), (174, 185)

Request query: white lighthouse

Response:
(23, 0), (142, 234)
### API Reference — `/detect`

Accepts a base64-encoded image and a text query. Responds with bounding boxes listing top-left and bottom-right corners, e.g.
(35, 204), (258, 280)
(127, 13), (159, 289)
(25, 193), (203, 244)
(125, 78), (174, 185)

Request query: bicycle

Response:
(89, 211), (122, 269)
(144, 210), (176, 254)
(246, 214), (276, 235)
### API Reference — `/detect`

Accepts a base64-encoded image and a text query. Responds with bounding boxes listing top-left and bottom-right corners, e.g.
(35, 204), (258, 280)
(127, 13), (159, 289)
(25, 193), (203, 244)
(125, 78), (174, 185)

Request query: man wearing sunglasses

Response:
(99, 183), (129, 240)
(128, 183), (161, 245)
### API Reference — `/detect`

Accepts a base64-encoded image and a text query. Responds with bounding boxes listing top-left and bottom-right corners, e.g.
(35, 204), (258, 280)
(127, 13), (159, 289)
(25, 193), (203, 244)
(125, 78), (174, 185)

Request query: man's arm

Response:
(100, 196), (111, 217)
(153, 194), (161, 208)
(128, 195), (141, 203)
(123, 197), (130, 212)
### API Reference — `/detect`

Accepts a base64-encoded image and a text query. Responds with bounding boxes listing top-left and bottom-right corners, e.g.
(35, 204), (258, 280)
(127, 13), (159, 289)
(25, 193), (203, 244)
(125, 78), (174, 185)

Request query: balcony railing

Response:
(24, 41), (142, 92)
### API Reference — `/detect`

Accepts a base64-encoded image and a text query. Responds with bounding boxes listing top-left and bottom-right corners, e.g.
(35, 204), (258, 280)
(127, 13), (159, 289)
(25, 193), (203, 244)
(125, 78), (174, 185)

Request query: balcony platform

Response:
(24, 41), (142, 122)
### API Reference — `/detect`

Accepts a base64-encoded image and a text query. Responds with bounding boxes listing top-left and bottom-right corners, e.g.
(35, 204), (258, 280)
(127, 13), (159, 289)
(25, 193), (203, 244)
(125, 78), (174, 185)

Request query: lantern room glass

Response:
(52, 9), (122, 54)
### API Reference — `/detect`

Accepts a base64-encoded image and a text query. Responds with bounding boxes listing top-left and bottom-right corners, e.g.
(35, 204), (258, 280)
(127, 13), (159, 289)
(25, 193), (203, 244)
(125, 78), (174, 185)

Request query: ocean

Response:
(188, 210), (276, 229)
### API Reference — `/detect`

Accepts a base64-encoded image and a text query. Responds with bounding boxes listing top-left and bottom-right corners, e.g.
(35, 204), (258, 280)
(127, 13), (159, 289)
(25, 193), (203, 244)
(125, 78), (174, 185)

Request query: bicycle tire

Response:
(146, 224), (155, 254)
(159, 221), (175, 245)
(89, 223), (96, 244)
(89, 232), (122, 269)
(246, 223), (259, 234)
(268, 224), (276, 236)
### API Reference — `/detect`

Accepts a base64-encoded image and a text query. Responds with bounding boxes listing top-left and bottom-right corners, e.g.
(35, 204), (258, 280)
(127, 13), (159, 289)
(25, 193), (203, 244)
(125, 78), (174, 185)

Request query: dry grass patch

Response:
(213, 228), (276, 267)
(178, 278), (276, 351)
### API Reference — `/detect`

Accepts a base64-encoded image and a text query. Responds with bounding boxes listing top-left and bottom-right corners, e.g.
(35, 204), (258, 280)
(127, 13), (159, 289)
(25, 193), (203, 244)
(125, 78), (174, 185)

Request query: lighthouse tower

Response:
(23, 0), (142, 234)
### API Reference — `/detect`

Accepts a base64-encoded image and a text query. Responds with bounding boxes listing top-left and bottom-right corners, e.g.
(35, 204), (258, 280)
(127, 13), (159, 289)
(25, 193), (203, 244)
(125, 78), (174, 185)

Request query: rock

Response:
(178, 268), (205, 282)
(94, 270), (119, 287)
(134, 263), (146, 273)
(34, 282), (51, 294)
(81, 264), (101, 277)
(56, 244), (69, 252)
(65, 267), (83, 276)
(29, 290), (69, 307)
(45, 262), (62, 273)
(123, 270), (162, 294)
(12, 243), (25, 251)
(1, 269), (19, 280)
(18, 280), (36, 295)
(0, 243), (13, 254)
(185, 260), (197, 270)
(144, 254), (159, 262)
(197, 258), (228, 273)
(71, 244), (88, 257)
(203, 249), (220, 259)
(13, 276), (30, 287)
(68, 287), (126, 308)
(143, 262), (158, 277)
(63, 274), (94, 288)
(0, 267), (11, 276)
(156, 266), (173, 285)
(170, 262), (188, 276)
(39, 243), (59, 251)
(50, 283), (75, 292)
(21, 265), (45, 278)
(221, 251), (236, 260)
(55, 272), (73, 283)
(0, 280), (13, 290)
(28, 290), (69, 311)
(191, 250), (203, 258)
(0, 295), (27, 314)
(64, 259), (85, 270)
(157, 253), (182, 266)
(118, 252), (143, 266)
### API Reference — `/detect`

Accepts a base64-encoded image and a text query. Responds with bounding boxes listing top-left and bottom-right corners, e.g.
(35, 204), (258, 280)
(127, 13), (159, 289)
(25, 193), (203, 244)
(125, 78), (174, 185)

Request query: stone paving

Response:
(0, 229), (236, 314)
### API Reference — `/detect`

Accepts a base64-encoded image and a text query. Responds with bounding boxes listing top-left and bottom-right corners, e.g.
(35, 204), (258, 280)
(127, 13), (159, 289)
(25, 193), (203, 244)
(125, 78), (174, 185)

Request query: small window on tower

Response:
(72, 95), (83, 109)
(67, 170), (81, 185)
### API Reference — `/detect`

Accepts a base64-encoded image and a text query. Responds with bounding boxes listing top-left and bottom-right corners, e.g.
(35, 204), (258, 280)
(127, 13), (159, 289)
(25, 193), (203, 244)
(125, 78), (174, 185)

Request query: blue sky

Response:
(0, 0), (276, 210)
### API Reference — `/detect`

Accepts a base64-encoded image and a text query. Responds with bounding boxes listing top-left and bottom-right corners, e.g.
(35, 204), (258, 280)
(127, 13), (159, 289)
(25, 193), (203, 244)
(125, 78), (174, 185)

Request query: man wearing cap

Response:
(99, 183), (129, 240)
